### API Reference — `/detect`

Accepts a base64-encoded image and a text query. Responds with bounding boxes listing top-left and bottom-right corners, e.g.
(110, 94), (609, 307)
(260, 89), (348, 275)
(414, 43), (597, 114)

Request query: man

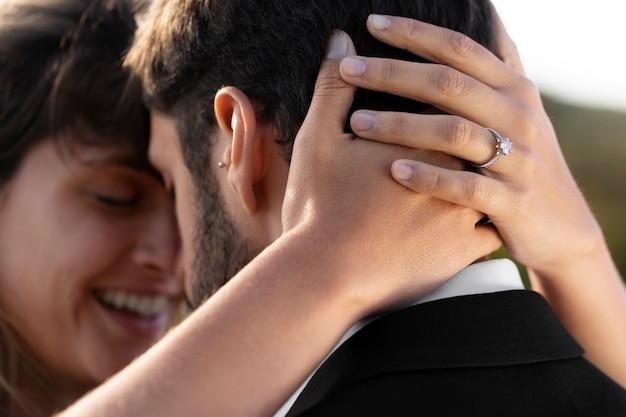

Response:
(122, 0), (626, 415)
(132, 0), (498, 305)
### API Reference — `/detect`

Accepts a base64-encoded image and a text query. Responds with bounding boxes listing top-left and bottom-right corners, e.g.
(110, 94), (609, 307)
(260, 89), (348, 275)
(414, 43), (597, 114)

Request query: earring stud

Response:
(217, 161), (226, 168)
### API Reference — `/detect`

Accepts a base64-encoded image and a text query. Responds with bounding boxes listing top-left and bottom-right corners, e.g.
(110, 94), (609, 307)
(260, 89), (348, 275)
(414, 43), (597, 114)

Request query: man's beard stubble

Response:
(189, 172), (261, 308)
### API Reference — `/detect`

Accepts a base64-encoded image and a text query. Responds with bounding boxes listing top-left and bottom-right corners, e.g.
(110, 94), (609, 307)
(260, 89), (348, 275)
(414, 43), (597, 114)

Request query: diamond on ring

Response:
(470, 128), (513, 169)
(499, 134), (513, 156)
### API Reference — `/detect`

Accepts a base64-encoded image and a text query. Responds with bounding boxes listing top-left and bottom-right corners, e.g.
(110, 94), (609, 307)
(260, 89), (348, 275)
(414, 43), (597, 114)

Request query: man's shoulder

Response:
(342, 289), (582, 369)
(292, 355), (626, 417)
(287, 290), (626, 417)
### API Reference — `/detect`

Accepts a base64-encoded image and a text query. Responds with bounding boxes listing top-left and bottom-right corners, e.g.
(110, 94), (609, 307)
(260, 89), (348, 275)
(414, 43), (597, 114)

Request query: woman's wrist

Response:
(274, 225), (385, 321)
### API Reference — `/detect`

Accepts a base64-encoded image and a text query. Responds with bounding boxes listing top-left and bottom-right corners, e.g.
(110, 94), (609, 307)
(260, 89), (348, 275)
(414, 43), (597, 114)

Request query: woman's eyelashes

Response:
(76, 164), (168, 212)
(84, 177), (142, 209)
(91, 192), (139, 208)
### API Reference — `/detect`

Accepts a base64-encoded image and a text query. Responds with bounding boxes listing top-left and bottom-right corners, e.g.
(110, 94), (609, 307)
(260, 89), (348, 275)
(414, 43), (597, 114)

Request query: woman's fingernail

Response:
(352, 112), (377, 131)
(391, 161), (415, 181)
(326, 31), (348, 59)
(341, 57), (367, 77)
(368, 14), (392, 30)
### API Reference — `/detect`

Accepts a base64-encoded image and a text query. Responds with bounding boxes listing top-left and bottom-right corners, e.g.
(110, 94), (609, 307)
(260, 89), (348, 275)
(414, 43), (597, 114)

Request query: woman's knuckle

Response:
(505, 73), (540, 103)
(447, 31), (478, 61)
(423, 170), (443, 194)
(433, 66), (466, 97)
(388, 113), (408, 137)
(462, 179), (490, 203)
(443, 117), (472, 148)
(380, 59), (396, 83)
(518, 75), (539, 95)
(406, 19), (421, 42)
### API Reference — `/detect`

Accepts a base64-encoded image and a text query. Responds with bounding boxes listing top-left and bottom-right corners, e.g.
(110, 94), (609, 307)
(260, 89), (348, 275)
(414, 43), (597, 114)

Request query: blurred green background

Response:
(497, 95), (626, 284)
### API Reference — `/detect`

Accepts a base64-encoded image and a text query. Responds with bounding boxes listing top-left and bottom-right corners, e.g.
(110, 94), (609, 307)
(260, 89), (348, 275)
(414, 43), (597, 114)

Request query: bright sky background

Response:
(491, 0), (626, 112)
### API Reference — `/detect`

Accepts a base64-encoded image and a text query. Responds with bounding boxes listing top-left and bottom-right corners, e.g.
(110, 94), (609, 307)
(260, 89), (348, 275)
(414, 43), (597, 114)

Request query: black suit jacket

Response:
(286, 290), (626, 417)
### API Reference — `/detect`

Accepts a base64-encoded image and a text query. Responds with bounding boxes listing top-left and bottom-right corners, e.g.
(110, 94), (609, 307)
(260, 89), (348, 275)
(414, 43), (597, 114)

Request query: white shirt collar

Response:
(273, 258), (525, 417)
(415, 257), (524, 304)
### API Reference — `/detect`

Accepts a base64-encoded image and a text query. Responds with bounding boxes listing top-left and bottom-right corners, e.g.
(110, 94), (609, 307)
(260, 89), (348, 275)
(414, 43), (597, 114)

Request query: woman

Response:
(0, 0), (184, 414)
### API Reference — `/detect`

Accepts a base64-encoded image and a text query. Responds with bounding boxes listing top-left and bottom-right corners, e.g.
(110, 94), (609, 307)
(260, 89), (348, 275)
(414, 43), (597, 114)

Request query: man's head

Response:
(127, 0), (495, 306)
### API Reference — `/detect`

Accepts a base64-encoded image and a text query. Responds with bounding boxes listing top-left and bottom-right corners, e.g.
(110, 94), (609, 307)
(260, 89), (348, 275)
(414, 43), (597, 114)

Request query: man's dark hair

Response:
(128, 0), (494, 185)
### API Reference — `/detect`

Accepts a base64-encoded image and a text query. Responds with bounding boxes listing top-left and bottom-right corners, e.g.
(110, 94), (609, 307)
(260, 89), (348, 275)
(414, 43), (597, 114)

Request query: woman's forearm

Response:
(529, 240), (626, 388)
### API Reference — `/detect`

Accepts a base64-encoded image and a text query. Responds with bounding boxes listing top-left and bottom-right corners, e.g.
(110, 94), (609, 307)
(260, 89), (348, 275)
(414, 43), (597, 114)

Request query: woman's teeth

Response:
(96, 290), (169, 318)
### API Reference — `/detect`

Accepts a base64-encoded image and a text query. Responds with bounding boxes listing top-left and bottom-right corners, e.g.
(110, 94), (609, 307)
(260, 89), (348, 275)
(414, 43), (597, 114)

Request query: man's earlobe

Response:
(214, 87), (262, 213)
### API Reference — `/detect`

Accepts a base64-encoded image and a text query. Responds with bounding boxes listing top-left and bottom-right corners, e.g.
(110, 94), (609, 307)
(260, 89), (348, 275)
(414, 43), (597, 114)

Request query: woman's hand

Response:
(338, 9), (626, 387)
(342, 11), (601, 275)
(282, 30), (502, 315)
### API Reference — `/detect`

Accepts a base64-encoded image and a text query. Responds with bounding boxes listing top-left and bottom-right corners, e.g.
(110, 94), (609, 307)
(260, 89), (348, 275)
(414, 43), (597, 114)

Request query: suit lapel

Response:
(286, 290), (582, 417)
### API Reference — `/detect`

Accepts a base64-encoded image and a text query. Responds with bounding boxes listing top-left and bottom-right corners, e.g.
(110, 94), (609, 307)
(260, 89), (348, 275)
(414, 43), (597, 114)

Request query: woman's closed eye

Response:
(91, 192), (139, 208)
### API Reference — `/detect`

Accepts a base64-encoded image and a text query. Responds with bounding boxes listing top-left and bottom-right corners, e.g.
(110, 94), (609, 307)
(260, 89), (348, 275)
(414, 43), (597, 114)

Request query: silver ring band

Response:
(470, 128), (513, 169)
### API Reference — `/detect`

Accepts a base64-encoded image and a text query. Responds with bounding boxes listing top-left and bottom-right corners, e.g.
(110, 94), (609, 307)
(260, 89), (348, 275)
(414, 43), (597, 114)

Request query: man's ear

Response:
(214, 86), (264, 214)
